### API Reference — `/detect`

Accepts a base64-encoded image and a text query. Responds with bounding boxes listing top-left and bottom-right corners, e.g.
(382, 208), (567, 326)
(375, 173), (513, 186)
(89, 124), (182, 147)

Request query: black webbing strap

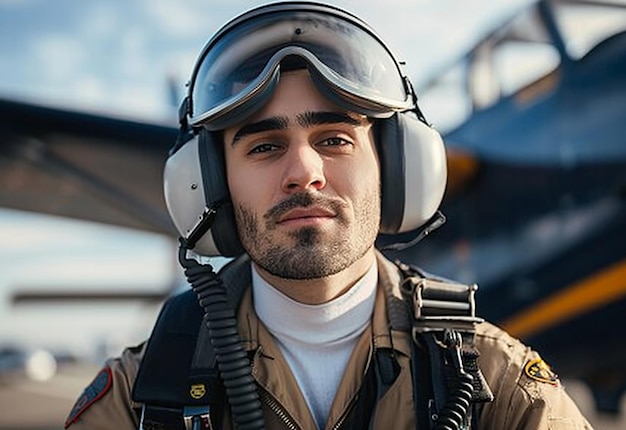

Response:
(132, 289), (206, 404)
(410, 337), (435, 429)
(132, 288), (211, 430)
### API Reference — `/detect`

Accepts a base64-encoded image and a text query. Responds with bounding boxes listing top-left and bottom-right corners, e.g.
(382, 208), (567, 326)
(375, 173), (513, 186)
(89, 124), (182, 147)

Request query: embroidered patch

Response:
(524, 358), (559, 385)
(64, 366), (113, 428)
(190, 383), (206, 399)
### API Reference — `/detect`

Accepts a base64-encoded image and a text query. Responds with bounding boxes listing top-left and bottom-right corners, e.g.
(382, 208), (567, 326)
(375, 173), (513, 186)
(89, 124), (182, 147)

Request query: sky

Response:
(0, 0), (535, 121)
(0, 0), (537, 359)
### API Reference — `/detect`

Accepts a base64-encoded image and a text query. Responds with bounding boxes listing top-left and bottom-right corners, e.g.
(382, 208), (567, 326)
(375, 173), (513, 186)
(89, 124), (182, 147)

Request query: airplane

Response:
(0, 0), (624, 419)
(379, 0), (626, 415)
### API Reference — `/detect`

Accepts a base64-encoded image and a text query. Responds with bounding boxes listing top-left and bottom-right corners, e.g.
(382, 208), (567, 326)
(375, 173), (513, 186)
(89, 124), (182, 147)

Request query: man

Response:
(66, 2), (593, 429)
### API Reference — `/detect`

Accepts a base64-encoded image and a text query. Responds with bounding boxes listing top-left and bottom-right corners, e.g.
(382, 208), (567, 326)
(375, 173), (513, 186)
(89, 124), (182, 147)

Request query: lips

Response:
(278, 207), (336, 224)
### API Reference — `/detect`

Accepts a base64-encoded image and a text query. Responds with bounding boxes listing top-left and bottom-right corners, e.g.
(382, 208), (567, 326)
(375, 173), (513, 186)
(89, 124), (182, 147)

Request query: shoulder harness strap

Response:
(132, 255), (251, 430)
(395, 261), (493, 430)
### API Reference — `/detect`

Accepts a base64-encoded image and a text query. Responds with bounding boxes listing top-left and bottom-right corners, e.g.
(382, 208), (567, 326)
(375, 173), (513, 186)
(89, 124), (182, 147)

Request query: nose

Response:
(281, 143), (326, 193)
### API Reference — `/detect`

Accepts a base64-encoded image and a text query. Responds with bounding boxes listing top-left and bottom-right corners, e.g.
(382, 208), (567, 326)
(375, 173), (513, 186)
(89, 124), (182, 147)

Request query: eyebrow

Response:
(231, 116), (289, 144)
(230, 111), (368, 145)
(296, 111), (366, 128)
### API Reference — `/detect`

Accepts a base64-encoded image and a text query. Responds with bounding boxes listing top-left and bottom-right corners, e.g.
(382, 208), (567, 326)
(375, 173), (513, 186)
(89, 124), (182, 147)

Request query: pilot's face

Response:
(223, 70), (381, 280)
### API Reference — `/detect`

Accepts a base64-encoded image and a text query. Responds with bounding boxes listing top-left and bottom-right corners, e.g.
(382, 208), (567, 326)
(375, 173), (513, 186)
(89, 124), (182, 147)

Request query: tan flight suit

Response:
(65, 252), (594, 429)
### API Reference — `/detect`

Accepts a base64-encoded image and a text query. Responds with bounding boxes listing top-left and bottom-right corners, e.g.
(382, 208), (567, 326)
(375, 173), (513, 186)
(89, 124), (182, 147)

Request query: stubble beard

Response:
(235, 192), (380, 280)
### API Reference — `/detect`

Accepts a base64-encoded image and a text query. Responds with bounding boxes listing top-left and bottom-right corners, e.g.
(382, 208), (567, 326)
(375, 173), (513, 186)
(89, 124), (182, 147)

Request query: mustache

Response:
(264, 193), (344, 222)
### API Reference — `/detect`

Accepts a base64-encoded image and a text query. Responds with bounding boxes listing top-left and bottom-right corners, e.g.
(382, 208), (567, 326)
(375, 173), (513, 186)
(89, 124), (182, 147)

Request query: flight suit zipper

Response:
(253, 338), (377, 430)
(258, 385), (361, 430)
(330, 395), (358, 430)
(332, 344), (375, 430)
(259, 387), (300, 430)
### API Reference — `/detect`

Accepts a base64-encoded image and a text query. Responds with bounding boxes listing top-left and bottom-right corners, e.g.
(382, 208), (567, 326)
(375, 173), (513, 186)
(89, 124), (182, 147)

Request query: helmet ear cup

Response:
(163, 130), (243, 257)
(197, 130), (244, 257)
(377, 115), (405, 233)
(377, 113), (447, 234)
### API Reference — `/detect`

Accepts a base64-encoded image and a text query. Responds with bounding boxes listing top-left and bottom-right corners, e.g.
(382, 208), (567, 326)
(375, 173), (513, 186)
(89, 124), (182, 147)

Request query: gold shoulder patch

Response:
(524, 357), (559, 385)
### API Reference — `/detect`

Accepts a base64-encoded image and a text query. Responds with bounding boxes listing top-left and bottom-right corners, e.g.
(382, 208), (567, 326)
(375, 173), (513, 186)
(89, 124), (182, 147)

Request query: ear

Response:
(163, 130), (244, 257)
(377, 113), (447, 234)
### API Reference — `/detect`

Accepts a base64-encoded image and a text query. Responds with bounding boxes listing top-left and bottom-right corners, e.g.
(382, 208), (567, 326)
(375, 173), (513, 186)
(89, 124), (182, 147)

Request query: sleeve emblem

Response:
(64, 366), (113, 428)
(524, 357), (559, 385)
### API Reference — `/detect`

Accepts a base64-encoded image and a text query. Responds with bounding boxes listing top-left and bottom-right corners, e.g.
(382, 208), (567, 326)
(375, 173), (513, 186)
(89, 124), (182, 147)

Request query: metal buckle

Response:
(402, 277), (483, 336)
(183, 405), (212, 430)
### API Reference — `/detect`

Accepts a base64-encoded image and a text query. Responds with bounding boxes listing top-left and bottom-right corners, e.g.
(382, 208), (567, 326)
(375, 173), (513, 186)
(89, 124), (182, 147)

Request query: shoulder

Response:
(65, 290), (204, 430)
(473, 321), (539, 397)
(65, 343), (145, 429)
(374, 255), (593, 427)
(474, 322), (593, 429)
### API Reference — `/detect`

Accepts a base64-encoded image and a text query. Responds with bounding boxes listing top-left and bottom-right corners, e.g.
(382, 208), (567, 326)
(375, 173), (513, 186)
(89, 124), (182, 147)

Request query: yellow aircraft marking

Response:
(514, 68), (560, 106)
(501, 259), (626, 339)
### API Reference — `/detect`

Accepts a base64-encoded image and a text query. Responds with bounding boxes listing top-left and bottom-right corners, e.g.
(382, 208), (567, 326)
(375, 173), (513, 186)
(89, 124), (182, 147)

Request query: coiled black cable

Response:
(178, 243), (265, 430)
(433, 370), (474, 430)
(432, 330), (475, 430)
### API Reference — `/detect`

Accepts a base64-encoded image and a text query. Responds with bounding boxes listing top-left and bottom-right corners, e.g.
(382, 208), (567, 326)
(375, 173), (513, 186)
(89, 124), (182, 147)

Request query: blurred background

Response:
(0, 0), (625, 428)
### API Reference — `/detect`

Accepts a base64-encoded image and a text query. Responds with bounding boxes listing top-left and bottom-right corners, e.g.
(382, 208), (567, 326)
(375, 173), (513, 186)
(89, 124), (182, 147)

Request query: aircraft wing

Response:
(0, 97), (178, 235)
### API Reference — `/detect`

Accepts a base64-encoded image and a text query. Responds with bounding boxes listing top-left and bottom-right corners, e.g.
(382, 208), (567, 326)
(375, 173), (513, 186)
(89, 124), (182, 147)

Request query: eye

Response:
(320, 137), (350, 146)
(317, 136), (355, 153)
(248, 142), (282, 155)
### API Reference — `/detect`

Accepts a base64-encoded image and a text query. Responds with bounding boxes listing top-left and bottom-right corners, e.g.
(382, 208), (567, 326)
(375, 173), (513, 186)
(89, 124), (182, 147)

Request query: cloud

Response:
(142, 0), (227, 39)
(77, 2), (120, 39)
(31, 34), (85, 82)
(145, 0), (197, 37)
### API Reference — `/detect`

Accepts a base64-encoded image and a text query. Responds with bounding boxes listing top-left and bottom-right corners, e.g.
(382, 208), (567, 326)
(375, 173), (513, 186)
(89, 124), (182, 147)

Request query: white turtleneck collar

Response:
(251, 261), (378, 429)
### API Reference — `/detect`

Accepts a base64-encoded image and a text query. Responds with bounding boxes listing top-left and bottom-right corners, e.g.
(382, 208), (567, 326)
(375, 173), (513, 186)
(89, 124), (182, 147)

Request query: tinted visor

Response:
(188, 4), (414, 130)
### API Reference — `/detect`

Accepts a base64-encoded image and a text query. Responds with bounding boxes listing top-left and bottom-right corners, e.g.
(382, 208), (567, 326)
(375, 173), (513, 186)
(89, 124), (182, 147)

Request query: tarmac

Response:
(0, 364), (624, 429)
(0, 363), (99, 430)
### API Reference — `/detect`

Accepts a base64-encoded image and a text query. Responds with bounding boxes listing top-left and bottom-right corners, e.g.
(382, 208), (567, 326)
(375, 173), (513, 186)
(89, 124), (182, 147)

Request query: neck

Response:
(253, 247), (376, 305)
